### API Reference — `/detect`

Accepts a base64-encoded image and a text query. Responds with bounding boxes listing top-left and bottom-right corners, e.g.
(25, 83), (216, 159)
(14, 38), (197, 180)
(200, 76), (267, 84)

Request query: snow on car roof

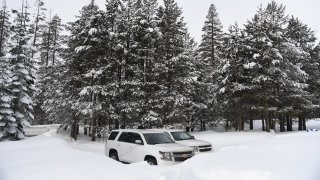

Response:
(147, 129), (185, 133)
(111, 129), (168, 134)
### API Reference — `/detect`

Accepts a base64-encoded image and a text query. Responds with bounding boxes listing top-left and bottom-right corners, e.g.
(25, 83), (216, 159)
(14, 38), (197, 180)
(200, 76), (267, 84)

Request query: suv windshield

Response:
(143, 133), (174, 145)
(171, 131), (193, 141)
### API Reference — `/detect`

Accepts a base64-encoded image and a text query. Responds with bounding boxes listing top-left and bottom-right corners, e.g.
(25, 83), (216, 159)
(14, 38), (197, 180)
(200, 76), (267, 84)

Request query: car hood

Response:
(175, 139), (211, 147)
(154, 143), (194, 152)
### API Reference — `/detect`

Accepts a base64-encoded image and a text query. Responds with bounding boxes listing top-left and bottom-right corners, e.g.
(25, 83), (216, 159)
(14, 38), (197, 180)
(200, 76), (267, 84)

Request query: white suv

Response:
(160, 129), (212, 153)
(105, 129), (194, 165)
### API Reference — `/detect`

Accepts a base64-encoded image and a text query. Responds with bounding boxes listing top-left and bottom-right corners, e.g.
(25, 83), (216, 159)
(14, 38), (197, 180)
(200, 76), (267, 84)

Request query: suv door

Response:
(126, 133), (146, 163)
(117, 132), (144, 162)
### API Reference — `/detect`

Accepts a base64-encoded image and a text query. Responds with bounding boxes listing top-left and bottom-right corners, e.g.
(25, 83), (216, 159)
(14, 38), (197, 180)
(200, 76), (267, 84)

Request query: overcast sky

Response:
(7, 0), (320, 43)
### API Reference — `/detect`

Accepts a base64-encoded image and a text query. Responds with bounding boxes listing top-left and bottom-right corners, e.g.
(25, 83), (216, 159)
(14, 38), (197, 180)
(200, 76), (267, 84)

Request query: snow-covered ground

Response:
(1, 121), (320, 180)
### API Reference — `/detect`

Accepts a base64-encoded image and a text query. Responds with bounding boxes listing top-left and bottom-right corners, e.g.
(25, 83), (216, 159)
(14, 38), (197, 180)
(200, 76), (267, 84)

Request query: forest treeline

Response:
(0, 0), (319, 141)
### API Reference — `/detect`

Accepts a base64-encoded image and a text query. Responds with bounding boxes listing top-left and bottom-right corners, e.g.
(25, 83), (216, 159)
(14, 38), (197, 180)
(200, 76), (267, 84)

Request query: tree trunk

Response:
(91, 117), (96, 141)
(265, 107), (270, 132)
(237, 108), (244, 131)
(272, 119), (276, 132)
(279, 115), (285, 132)
(45, 25), (51, 66)
(70, 122), (75, 139)
(240, 116), (244, 131)
(31, 3), (40, 58)
(249, 108), (253, 130)
(269, 118), (273, 130)
(286, 115), (293, 131)
(52, 26), (58, 65)
(202, 122), (206, 131)
(84, 126), (87, 135)
(70, 120), (77, 140)
(91, 127), (96, 141)
(302, 116), (307, 130)
(261, 113), (265, 131)
(115, 119), (119, 129)
(76, 124), (79, 135)
(298, 115), (303, 131)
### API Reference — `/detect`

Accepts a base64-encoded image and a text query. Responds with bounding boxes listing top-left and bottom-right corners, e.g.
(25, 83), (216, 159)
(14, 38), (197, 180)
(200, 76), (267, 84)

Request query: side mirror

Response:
(135, 140), (143, 145)
(191, 136), (195, 139)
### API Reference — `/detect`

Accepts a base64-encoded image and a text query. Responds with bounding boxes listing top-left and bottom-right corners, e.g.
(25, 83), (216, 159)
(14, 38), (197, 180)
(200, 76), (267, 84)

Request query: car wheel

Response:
(109, 151), (119, 161)
(146, 157), (157, 165)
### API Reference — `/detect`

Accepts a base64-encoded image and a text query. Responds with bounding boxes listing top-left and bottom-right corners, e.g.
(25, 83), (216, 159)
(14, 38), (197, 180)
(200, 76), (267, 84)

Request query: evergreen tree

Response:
(65, 0), (112, 140)
(40, 64), (73, 125)
(50, 15), (64, 65)
(154, 0), (194, 126)
(34, 15), (65, 125)
(310, 42), (320, 118)
(198, 4), (223, 70)
(30, 0), (46, 59)
(216, 23), (253, 131)
(285, 16), (318, 130)
(103, 0), (125, 129)
(39, 12), (52, 66)
(243, 1), (309, 132)
(1, 2), (36, 140)
(131, 0), (160, 127)
(39, 14), (64, 66)
(197, 3), (224, 128)
(0, 0), (11, 56)
(114, 0), (140, 128)
(0, 57), (14, 140)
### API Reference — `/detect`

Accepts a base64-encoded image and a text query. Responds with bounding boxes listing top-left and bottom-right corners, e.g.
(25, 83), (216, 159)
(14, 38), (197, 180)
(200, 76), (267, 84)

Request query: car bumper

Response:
(156, 155), (193, 166)
(158, 160), (182, 166)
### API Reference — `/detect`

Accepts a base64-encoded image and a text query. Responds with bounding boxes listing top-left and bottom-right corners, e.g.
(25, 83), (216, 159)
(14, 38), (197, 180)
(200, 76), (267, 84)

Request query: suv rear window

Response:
(108, 131), (119, 140)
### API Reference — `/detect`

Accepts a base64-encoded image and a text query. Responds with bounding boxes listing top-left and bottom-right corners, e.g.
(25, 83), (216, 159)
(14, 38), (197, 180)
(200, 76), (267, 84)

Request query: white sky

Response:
(7, 0), (320, 43)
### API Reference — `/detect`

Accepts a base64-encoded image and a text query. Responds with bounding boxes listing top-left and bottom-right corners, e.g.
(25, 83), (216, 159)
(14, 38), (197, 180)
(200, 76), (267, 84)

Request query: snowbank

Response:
(1, 121), (320, 180)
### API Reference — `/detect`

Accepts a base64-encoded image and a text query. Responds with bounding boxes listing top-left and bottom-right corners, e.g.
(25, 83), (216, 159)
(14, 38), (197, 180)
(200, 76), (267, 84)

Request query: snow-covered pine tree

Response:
(198, 3), (223, 71)
(0, 0), (11, 56)
(39, 11), (53, 66)
(173, 32), (200, 129)
(50, 15), (64, 65)
(196, 3), (224, 129)
(244, 1), (309, 132)
(113, 0), (141, 128)
(1, 2), (36, 140)
(38, 13), (64, 66)
(37, 64), (71, 125)
(103, 0), (125, 129)
(65, 0), (112, 140)
(215, 23), (254, 131)
(0, 56), (14, 141)
(131, 0), (161, 127)
(286, 16), (319, 129)
(30, 0), (46, 59)
(154, 0), (194, 126)
(34, 14), (64, 125)
(310, 42), (320, 118)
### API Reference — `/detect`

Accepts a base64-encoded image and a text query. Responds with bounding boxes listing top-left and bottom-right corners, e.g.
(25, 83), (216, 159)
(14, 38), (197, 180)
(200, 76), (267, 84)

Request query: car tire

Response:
(146, 157), (157, 165)
(109, 150), (119, 161)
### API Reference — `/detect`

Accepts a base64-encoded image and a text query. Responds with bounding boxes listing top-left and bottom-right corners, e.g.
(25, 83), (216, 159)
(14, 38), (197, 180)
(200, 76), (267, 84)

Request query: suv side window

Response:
(118, 132), (143, 144)
(108, 131), (119, 140)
